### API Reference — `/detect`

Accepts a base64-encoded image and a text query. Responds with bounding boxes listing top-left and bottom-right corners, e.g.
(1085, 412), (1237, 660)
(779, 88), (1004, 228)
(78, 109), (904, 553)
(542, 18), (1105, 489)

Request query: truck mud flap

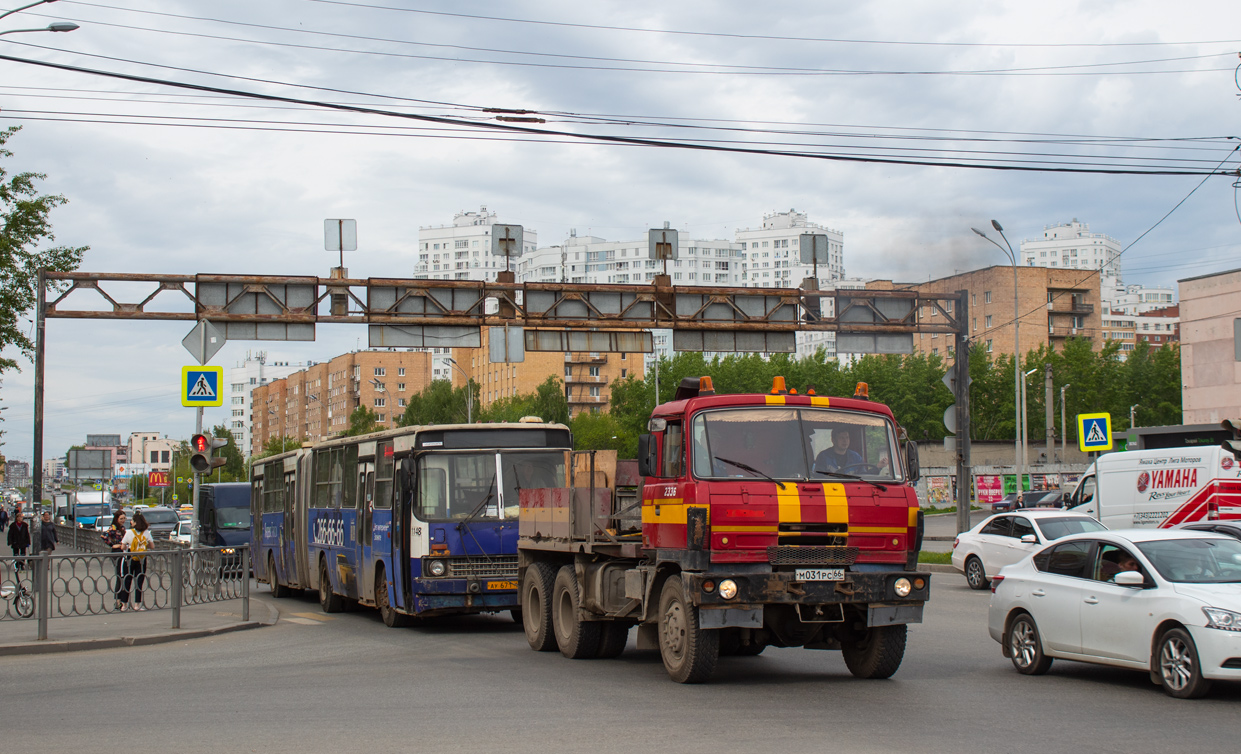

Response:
(699, 605), (762, 629)
(868, 604), (923, 627)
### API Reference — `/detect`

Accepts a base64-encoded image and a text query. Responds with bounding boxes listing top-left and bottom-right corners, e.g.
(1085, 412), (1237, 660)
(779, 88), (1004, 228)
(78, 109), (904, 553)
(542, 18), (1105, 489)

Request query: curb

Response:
(0, 598), (279, 657)
(916, 563), (959, 575)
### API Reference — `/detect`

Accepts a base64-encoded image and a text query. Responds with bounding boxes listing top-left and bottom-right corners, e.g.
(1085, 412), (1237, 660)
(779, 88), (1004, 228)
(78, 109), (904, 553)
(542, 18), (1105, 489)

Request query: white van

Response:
(1065, 445), (1241, 528)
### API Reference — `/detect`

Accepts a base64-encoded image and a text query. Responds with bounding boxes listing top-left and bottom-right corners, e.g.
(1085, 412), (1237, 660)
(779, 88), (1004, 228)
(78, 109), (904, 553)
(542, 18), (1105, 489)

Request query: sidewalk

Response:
(0, 592), (278, 656)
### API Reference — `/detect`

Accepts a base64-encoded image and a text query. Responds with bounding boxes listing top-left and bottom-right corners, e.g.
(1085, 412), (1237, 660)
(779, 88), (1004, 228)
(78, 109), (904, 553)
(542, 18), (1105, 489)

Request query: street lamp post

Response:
(0, 1), (79, 36)
(443, 358), (473, 424)
(1130, 403), (1139, 430)
(972, 220), (1023, 500)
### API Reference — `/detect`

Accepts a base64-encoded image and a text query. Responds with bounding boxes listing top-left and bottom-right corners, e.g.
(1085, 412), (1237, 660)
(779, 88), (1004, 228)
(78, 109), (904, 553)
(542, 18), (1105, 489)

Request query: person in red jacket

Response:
(7, 504), (31, 571)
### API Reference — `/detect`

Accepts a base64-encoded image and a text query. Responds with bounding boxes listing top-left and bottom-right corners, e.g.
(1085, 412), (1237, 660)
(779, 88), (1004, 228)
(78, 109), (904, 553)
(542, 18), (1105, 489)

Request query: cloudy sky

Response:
(2, 0), (1239, 463)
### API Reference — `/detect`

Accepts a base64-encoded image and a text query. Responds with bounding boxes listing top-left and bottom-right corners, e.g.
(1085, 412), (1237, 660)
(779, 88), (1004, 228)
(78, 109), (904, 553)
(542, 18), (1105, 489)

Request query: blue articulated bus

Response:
(252, 421), (571, 625)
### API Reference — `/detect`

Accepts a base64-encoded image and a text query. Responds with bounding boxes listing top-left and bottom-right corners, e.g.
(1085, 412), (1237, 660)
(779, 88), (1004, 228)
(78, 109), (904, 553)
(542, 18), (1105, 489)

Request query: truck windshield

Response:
(75, 504), (107, 517)
(691, 407), (902, 482)
(214, 507), (251, 529)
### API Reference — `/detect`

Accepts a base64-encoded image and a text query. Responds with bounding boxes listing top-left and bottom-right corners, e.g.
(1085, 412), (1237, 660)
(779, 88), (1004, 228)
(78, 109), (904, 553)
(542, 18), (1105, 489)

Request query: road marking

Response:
(285, 617), (325, 625)
(290, 612), (334, 621)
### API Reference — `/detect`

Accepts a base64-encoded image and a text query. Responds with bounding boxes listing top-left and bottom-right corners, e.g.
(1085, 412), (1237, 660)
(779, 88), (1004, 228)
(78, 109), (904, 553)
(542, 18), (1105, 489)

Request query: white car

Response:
(952, 510), (1107, 590)
(989, 529), (1241, 698)
(172, 520), (193, 545)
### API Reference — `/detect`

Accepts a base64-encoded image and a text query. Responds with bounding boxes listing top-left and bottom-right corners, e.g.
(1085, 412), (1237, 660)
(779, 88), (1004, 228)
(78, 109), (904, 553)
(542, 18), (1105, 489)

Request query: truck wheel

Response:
(965, 556), (989, 590)
(658, 576), (719, 683)
(596, 622), (629, 659)
(268, 554), (289, 598)
(552, 565), (601, 659)
(842, 624), (907, 679)
(318, 558), (343, 614)
(522, 562), (558, 652)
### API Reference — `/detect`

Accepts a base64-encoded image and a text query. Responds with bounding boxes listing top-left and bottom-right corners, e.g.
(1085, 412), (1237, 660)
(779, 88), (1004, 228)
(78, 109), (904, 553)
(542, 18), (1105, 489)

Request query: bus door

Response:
(356, 460), (376, 602)
(281, 469), (296, 582)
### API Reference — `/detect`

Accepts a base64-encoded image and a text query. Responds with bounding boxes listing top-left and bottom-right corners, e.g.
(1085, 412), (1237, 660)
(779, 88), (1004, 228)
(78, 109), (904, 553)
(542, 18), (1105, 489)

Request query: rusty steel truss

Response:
(41, 271), (965, 335)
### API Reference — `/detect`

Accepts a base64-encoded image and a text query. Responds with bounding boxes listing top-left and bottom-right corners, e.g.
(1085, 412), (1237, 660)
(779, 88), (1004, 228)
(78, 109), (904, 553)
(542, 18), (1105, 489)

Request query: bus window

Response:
(341, 445), (359, 508)
(419, 467), (448, 519)
(375, 441), (394, 510)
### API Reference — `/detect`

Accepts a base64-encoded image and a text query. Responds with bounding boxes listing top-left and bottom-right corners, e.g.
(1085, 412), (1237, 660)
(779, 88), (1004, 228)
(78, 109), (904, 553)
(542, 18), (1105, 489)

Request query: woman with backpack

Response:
(102, 511), (129, 610)
(121, 511), (153, 611)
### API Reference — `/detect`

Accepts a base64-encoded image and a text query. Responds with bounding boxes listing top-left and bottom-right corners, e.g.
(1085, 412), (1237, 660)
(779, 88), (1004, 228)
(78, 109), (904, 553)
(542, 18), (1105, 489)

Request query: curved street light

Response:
(443, 358), (473, 424)
(972, 220), (1024, 502)
(0, 0), (78, 36)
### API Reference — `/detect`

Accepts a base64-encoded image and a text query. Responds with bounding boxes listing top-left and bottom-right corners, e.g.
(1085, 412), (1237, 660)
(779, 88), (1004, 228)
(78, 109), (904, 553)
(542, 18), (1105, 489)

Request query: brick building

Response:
(450, 328), (645, 418)
(882, 266), (1103, 362)
(1179, 268), (1241, 424)
(249, 350), (432, 455)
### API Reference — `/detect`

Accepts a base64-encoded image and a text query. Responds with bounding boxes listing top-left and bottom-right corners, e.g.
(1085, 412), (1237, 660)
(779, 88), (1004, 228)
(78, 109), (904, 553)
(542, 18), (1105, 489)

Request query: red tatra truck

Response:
(518, 375), (929, 683)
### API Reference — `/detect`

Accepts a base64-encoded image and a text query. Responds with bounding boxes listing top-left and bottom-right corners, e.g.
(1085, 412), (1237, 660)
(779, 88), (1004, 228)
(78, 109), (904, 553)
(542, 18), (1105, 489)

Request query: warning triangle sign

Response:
(1085, 420), (1106, 444)
(189, 374), (216, 398)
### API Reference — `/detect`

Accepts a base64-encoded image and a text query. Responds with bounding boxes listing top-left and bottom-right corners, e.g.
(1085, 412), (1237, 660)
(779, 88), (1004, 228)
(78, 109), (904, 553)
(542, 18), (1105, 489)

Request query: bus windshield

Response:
(416, 450), (566, 521)
(690, 407), (902, 482)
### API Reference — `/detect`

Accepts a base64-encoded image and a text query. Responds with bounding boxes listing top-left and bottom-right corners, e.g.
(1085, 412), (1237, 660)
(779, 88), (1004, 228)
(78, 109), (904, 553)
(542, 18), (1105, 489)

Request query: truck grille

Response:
(445, 556), (518, 580)
(767, 546), (858, 566)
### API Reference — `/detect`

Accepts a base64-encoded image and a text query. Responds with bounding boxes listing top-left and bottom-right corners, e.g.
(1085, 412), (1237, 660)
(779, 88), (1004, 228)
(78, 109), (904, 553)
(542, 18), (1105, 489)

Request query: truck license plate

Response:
(794, 568), (844, 581)
(487, 580), (518, 591)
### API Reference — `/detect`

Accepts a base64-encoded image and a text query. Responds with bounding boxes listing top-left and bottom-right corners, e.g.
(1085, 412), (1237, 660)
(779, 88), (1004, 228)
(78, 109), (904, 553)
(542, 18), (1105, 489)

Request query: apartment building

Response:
(892, 265), (1103, 362)
(227, 351), (306, 452)
(1178, 268), (1241, 424)
(450, 327), (645, 418)
(249, 350), (432, 455)
(126, 432), (175, 471)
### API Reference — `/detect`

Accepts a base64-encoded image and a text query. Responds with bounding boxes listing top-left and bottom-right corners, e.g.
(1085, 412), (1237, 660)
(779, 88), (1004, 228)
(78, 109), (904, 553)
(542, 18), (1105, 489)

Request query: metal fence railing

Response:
(0, 546), (250, 641)
(50, 523), (189, 553)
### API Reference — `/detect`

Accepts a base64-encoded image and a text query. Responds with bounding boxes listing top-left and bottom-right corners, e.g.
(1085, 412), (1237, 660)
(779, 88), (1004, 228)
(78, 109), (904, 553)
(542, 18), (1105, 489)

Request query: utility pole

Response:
(954, 290), (973, 536)
(1060, 384), (1071, 463)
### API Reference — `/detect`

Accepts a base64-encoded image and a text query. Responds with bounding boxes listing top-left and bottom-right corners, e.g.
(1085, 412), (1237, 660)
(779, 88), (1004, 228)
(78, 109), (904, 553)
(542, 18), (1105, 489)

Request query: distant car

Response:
(952, 510), (1108, 590)
(172, 520), (193, 545)
(133, 506), (180, 540)
(1021, 490), (1067, 509)
(96, 515), (114, 533)
(991, 494), (1022, 512)
(1177, 521), (1241, 541)
(989, 529), (1241, 698)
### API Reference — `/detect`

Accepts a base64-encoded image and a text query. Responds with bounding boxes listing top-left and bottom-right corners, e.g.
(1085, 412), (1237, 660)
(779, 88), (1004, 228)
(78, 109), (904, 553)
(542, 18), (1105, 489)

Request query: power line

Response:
(0, 52), (1232, 176)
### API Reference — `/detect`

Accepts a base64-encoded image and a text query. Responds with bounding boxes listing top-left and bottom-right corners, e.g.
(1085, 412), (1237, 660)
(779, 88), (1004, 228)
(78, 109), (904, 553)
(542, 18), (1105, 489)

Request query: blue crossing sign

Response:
(1077, 412), (1113, 452)
(182, 366), (224, 407)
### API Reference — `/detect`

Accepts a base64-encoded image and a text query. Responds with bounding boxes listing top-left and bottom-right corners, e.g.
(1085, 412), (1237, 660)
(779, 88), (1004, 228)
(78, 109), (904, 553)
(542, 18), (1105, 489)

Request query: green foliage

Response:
(570, 412), (635, 456)
(478, 376), (570, 425)
(398, 379), (478, 426)
(252, 434), (304, 461)
(343, 405), (381, 437)
(1, 126), (89, 374)
(211, 424), (247, 478)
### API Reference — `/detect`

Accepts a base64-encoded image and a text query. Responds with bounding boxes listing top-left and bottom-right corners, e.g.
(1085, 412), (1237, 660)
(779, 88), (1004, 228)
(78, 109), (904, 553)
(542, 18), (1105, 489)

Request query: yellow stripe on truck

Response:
(641, 499), (709, 525)
(809, 397), (830, 407)
(822, 483), (849, 525)
(765, 395), (786, 406)
(777, 484), (801, 524)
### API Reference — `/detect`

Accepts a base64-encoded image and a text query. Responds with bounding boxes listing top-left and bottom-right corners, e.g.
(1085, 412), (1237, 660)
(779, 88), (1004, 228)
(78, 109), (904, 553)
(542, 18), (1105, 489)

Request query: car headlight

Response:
(894, 577), (912, 597)
(221, 548), (235, 555)
(718, 579), (738, 600)
(1203, 606), (1241, 631)
(428, 559), (446, 577)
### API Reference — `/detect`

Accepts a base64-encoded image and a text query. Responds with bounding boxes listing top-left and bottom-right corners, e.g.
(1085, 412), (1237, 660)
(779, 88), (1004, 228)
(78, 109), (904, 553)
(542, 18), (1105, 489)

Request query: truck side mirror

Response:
(637, 434), (657, 478)
(904, 441), (920, 483)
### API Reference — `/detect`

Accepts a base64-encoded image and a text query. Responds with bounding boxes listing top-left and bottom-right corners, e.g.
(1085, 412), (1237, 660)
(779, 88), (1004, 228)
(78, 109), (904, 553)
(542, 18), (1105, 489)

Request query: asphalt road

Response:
(3, 574), (1237, 753)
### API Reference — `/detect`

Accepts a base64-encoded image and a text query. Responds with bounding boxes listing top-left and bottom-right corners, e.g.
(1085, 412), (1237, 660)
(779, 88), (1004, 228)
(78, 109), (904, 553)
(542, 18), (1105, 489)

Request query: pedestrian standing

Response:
(0, 505), (9, 531)
(121, 511), (153, 611)
(7, 504), (31, 571)
(39, 511), (58, 553)
(102, 511), (128, 610)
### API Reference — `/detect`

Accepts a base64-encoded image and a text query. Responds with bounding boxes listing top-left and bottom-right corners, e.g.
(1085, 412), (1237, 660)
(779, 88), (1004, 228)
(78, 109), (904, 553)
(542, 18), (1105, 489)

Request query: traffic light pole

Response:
(190, 406), (202, 548)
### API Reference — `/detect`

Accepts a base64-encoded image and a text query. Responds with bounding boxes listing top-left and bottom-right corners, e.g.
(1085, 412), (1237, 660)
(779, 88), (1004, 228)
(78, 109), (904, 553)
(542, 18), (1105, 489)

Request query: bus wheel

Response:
(842, 624), (907, 679)
(552, 565), (600, 659)
(318, 558), (343, 614)
(376, 568), (410, 628)
(268, 554), (289, 598)
(658, 576), (719, 683)
(522, 562), (558, 652)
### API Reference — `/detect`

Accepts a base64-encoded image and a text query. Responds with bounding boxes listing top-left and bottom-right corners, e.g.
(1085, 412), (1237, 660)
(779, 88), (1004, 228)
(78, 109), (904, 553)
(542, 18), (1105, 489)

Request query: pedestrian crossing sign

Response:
(1077, 412), (1113, 452)
(182, 366), (224, 407)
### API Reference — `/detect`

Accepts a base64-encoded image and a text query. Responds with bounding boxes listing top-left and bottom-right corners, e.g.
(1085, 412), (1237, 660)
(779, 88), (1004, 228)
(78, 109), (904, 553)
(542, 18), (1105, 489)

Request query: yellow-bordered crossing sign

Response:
(1077, 412), (1113, 452)
(182, 366), (224, 407)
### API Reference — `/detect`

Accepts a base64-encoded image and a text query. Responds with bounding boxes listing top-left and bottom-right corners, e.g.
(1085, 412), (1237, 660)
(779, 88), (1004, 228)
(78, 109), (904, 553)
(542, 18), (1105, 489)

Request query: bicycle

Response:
(1, 579), (34, 619)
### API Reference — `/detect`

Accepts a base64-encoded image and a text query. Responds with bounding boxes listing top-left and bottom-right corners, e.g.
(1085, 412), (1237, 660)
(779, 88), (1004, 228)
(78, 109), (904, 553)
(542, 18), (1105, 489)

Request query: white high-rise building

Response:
(227, 351), (306, 455)
(1019, 219), (1122, 280)
(735, 209), (846, 359)
(1113, 283), (1175, 315)
(416, 207), (539, 380)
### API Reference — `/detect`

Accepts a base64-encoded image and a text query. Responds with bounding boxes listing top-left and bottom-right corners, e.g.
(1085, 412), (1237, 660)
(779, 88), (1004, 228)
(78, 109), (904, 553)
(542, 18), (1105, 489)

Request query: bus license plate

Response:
(794, 568), (844, 582)
(487, 580), (518, 591)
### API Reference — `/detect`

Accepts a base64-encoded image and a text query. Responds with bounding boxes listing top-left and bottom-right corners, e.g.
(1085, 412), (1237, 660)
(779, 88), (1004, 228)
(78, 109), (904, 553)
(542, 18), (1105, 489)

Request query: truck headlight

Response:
(428, 559), (446, 577)
(1203, 606), (1241, 631)
(894, 577), (912, 597)
(718, 579), (738, 600)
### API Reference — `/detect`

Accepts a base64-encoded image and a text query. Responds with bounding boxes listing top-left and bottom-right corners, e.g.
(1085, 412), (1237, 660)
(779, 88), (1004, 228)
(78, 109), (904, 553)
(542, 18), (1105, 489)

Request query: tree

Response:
(343, 405), (381, 436)
(478, 376), (570, 425)
(398, 379), (477, 426)
(211, 424), (247, 479)
(1, 126), (88, 374)
(253, 434), (304, 461)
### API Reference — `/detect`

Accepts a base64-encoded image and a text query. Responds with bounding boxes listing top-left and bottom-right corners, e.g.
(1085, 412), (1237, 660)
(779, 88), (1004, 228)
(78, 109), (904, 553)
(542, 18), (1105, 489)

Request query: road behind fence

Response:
(0, 545), (250, 641)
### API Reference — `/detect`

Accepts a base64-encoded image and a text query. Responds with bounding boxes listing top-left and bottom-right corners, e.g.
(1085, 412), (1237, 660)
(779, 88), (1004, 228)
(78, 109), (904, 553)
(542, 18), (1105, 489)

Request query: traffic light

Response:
(189, 433), (228, 474)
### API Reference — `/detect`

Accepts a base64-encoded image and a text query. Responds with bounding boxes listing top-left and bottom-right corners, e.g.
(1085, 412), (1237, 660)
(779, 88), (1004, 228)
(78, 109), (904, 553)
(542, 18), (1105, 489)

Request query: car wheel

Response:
(965, 556), (989, 590)
(1007, 613), (1053, 675)
(1158, 628), (1213, 699)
